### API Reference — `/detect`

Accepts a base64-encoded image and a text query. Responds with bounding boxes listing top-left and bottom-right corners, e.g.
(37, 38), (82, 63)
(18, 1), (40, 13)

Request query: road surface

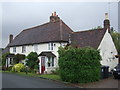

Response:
(2, 72), (76, 88)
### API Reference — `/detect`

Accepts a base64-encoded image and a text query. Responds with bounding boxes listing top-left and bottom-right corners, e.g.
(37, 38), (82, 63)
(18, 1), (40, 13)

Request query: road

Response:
(2, 72), (76, 88)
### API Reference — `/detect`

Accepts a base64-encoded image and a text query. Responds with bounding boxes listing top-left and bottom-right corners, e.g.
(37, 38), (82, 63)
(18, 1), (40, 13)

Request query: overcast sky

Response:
(1, 2), (118, 48)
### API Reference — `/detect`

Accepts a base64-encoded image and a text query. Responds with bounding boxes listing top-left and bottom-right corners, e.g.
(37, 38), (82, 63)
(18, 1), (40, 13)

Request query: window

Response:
(9, 58), (12, 64)
(13, 47), (16, 52)
(22, 46), (26, 53)
(48, 43), (54, 50)
(34, 45), (38, 51)
(47, 57), (54, 67)
(48, 57), (51, 67)
(51, 57), (54, 67)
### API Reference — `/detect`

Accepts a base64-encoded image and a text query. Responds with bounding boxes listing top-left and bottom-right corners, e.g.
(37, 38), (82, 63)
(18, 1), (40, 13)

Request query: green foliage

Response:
(2, 52), (10, 67)
(12, 63), (25, 72)
(7, 66), (13, 71)
(51, 68), (59, 74)
(111, 32), (120, 54)
(58, 46), (101, 83)
(14, 54), (25, 64)
(26, 52), (39, 70)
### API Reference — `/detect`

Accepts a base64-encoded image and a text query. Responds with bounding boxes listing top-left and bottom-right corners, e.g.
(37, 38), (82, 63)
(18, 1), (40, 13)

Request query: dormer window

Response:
(48, 43), (54, 50)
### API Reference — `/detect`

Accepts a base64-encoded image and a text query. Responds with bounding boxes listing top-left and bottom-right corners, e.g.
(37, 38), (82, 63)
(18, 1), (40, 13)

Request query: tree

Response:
(14, 54), (25, 64)
(111, 32), (120, 54)
(2, 52), (10, 67)
(26, 52), (39, 70)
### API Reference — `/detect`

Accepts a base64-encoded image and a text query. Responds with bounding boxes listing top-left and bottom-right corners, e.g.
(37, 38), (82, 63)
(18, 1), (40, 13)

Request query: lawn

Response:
(39, 74), (61, 80)
(1, 70), (61, 81)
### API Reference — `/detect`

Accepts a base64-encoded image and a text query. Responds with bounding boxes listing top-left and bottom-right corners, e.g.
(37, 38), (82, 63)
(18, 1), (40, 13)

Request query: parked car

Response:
(112, 64), (120, 79)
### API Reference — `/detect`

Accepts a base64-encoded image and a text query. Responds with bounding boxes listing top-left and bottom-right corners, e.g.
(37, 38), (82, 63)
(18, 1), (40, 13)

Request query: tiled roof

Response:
(7, 19), (106, 49)
(8, 20), (73, 47)
(71, 28), (106, 49)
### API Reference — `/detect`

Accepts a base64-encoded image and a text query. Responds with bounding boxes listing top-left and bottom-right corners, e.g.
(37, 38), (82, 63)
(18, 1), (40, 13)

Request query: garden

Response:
(1, 46), (102, 83)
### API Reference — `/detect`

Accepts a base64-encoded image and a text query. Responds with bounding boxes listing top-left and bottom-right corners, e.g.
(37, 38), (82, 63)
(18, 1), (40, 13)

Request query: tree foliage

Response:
(26, 52), (39, 70)
(58, 46), (101, 83)
(2, 52), (10, 67)
(111, 32), (120, 54)
(14, 54), (25, 64)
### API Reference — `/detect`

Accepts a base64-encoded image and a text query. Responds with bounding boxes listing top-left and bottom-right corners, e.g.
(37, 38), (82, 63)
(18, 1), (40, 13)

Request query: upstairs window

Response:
(13, 47), (16, 53)
(34, 45), (38, 52)
(48, 43), (54, 50)
(22, 46), (26, 53)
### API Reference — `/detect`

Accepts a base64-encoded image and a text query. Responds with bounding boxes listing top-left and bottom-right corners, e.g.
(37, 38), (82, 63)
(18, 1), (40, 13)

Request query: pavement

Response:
(2, 72), (76, 88)
(74, 77), (120, 88)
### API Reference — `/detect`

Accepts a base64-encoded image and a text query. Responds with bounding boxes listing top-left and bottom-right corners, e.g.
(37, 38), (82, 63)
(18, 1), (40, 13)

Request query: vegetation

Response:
(2, 52), (10, 67)
(111, 31), (120, 54)
(12, 63), (25, 72)
(26, 52), (39, 71)
(14, 54), (25, 64)
(58, 46), (101, 83)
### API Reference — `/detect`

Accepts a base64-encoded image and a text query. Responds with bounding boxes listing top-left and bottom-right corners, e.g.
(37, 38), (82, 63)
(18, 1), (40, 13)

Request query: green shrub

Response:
(51, 68), (59, 74)
(58, 46), (101, 83)
(7, 66), (13, 71)
(12, 63), (25, 72)
(26, 52), (39, 70)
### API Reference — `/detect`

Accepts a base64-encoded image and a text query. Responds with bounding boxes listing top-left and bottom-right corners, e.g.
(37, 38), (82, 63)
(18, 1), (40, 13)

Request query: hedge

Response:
(58, 46), (101, 83)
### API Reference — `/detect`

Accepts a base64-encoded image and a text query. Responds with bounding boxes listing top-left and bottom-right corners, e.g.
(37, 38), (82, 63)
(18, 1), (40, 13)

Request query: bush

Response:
(51, 68), (59, 74)
(58, 46), (101, 83)
(14, 54), (25, 64)
(12, 63), (25, 72)
(7, 66), (13, 71)
(26, 52), (39, 70)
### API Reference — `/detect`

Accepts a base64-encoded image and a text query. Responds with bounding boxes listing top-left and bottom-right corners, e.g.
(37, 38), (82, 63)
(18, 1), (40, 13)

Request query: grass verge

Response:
(1, 70), (61, 81)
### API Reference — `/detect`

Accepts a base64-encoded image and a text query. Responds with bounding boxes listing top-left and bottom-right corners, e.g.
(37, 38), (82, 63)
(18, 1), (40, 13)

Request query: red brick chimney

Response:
(103, 13), (110, 33)
(50, 11), (60, 22)
(9, 34), (13, 43)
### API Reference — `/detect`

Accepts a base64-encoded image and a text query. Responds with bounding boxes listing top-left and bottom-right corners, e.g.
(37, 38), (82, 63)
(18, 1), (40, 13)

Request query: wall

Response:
(10, 42), (67, 72)
(98, 29), (118, 71)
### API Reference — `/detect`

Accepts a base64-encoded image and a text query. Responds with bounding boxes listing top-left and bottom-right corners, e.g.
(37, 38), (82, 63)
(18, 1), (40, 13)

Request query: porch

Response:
(38, 51), (57, 74)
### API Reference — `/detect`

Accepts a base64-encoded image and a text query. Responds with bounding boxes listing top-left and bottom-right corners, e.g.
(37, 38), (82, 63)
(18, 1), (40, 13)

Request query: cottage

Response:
(5, 12), (118, 73)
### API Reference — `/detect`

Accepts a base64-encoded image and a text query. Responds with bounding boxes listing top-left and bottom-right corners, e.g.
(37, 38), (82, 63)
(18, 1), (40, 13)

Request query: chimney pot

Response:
(105, 13), (109, 20)
(53, 11), (56, 16)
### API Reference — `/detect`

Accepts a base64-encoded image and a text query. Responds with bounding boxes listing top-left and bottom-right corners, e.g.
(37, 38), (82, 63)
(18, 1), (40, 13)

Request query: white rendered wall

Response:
(10, 42), (67, 68)
(98, 29), (118, 71)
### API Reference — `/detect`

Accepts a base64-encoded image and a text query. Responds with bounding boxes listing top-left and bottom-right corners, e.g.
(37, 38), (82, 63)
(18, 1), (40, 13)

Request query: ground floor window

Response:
(47, 57), (54, 67)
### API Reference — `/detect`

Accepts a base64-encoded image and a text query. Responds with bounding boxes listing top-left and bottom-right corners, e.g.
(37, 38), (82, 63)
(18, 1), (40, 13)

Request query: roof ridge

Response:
(61, 20), (74, 32)
(23, 22), (50, 32)
(74, 28), (104, 33)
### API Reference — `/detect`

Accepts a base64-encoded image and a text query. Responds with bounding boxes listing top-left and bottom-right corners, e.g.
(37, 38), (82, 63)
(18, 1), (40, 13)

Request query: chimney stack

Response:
(9, 34), (13, 43)
(104, 13), (110, 33)
(50, 11), (60, 22)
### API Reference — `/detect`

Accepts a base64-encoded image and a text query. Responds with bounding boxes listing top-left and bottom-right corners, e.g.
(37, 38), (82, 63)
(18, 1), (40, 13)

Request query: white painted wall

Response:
(10, 42), (67, 73)
(98, 29), (118, 71)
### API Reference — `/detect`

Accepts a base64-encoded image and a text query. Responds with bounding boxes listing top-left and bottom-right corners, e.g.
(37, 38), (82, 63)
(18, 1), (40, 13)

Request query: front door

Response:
(41, 57), (45, 74)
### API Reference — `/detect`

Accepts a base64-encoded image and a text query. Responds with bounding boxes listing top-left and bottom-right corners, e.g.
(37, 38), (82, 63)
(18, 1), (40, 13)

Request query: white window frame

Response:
(22, 46), (26, 53)
(13, 47), (16, 53)
(48, 43), (54, 50)
(47, 57), (54, 67)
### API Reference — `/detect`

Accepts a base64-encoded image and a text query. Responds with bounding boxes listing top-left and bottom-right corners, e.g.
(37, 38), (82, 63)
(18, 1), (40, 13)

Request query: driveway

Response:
(2, 72), (76, 88)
